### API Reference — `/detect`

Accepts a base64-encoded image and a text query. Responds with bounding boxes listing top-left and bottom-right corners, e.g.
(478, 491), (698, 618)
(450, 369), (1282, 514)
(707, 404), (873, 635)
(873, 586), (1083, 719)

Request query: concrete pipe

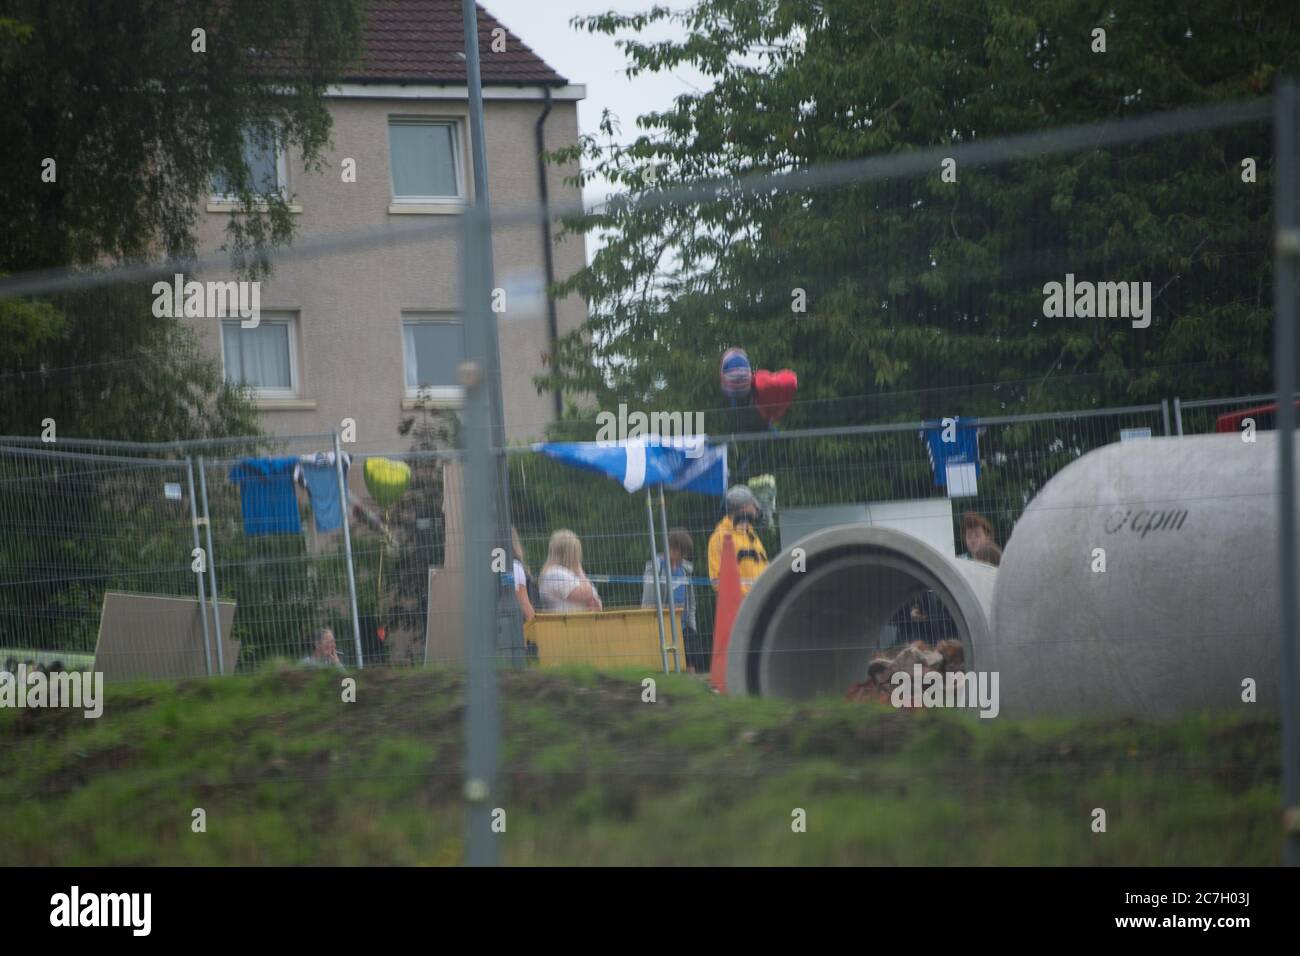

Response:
(726, 525), (997, 699)
(990, 432), (1292, 718)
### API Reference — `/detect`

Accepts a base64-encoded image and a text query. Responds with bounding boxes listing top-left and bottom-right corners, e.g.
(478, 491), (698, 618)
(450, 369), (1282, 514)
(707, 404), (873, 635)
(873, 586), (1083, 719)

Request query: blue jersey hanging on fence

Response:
(921, 418), (981, 487)
(230, 456), (302, 536)
(295, 452), (351, 532)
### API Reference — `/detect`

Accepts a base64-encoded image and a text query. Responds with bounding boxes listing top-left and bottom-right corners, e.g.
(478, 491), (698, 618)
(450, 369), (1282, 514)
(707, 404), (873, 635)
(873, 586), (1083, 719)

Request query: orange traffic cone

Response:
(710, 535), (742, 693)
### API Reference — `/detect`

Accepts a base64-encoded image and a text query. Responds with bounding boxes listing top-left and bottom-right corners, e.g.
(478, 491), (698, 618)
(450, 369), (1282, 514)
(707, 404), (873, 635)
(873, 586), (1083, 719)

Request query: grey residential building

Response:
(193, 1), (586, 444)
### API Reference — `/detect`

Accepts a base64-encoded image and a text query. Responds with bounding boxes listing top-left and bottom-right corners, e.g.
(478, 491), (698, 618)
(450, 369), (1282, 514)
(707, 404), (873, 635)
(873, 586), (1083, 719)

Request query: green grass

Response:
(0, 664), (1282, 864)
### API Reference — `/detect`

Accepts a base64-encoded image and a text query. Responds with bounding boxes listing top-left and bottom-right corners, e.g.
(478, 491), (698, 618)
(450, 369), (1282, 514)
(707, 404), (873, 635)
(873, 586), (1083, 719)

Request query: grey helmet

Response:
(725, 484), (760, 518)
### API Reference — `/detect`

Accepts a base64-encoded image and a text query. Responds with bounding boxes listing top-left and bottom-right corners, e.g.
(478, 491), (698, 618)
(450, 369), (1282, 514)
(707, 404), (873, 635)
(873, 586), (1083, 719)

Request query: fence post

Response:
(658, 486), (684, 673)
(196, 457), (225, 676)
(1273, 76), (1299, 867)
(1160, 398), (1171, 436)
(1172, 397), (1183, 436)
(334, 432), (364, 669)
(645, 489), (670, 674)
(459, 203), (502, 868)
(185, 457), (213, 677)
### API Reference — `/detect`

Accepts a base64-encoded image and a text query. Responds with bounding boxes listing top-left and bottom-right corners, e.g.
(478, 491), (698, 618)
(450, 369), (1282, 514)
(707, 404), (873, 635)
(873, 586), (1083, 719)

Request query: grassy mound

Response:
(0, 666), (1281, 864)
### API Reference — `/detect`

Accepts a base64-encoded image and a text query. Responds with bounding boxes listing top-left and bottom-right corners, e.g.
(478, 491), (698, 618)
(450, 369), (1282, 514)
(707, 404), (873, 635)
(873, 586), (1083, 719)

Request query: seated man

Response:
(302, 627), (345, 670)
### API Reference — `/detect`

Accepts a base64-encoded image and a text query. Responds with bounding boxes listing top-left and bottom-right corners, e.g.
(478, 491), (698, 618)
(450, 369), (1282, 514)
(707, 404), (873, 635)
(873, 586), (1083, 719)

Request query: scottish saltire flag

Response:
(533, 436), (728, 497)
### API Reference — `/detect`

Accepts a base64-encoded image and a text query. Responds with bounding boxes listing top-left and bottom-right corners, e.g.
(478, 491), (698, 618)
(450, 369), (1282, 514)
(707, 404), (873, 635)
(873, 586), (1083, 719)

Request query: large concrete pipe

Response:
(990, 433), (1292, 718)
(726, 525), (997, 699)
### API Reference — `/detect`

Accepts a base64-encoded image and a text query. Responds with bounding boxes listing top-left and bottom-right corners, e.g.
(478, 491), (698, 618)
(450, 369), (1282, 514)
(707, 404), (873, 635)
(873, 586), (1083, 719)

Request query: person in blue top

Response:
(642, 528), (702, 670)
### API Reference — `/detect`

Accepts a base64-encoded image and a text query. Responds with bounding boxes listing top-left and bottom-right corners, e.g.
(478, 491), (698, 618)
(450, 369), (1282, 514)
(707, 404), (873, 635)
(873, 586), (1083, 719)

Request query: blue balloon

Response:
(720, 347), (752, 400)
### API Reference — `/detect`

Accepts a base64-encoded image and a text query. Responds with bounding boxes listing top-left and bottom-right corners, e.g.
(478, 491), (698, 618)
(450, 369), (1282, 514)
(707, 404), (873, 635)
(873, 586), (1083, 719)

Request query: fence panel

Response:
(198, 443), (358, 671)
(1177, 392), (1298, 436)
(0, 445), (197, 669)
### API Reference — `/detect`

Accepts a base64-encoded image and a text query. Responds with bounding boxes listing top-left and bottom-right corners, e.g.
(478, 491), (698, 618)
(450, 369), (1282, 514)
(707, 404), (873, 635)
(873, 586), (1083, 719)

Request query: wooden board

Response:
(424, 461), (464, 666)
(94, 592), (238, 681)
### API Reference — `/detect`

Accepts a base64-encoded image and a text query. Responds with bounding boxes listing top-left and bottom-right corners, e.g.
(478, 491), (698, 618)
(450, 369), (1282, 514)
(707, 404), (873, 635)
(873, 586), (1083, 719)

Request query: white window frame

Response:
(210, 124), (289, 202)
(388, 117), (466, 205)
(220, 314), (299, 399)
(401, 314), (465, 402)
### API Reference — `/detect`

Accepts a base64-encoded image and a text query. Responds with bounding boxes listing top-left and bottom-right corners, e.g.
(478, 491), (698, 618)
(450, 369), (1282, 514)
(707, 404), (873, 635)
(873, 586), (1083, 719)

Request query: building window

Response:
(221, 315), (298, 397)
(402, 316), (464, 400)
(388, 118), (463, 203)
(211, 125), (286, 199)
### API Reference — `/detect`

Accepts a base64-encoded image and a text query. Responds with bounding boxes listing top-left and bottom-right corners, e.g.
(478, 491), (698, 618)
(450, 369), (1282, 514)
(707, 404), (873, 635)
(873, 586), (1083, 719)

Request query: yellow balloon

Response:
(364, 457), (411, 508)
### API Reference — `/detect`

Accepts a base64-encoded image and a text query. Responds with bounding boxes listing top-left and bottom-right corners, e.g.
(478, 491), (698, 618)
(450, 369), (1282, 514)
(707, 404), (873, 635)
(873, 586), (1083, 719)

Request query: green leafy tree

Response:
(543, 0), (1296, 427)
(0, 0), (364, 438)
(1, 283), (262, 441)
(1, 0), (363, 275)
(520, 0), (1298, 632)
(0, 2), (363, 653)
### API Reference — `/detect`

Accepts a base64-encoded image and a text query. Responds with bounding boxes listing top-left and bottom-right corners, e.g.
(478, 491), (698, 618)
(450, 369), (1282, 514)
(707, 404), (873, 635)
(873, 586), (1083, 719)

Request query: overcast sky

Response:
(483, 0), (707, 205)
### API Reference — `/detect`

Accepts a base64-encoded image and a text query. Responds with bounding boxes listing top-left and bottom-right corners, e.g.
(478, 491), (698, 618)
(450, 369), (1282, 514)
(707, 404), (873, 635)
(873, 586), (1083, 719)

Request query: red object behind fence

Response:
(1215, 400), (1300, 433)
(752, 369), (798, 425)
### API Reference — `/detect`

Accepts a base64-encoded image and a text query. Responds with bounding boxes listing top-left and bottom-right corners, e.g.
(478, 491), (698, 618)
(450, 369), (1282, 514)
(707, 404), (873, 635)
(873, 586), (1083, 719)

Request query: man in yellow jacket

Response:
(708, 485), (770, 594)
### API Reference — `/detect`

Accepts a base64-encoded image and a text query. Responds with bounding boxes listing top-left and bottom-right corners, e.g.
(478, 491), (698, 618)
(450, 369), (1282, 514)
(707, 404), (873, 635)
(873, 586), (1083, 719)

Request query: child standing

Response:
(642, 528), (701, 670)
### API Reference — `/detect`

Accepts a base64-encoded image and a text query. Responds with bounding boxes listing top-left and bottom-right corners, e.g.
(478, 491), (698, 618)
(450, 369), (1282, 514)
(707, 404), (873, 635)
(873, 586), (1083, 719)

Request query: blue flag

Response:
(533, 436), (728, 498)
(921, 418), (980, 487)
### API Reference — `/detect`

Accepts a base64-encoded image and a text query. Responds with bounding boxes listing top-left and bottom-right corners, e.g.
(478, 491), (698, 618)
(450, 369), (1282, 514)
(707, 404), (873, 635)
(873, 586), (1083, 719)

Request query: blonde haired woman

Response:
(538, 529), (603, 611)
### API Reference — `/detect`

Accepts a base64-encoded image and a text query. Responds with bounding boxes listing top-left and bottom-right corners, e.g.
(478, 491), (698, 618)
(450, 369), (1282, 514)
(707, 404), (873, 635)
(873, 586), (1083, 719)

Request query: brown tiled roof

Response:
(349, 0), (568, 85)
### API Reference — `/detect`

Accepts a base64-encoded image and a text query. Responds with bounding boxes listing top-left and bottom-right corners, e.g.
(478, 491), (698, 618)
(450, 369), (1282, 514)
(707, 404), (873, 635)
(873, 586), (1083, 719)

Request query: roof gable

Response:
(350, 1), (568, 85)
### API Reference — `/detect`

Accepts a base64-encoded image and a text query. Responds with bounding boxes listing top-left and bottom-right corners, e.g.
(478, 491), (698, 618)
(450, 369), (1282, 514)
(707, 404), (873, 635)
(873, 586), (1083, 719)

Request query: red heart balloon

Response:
(753, 369), (798, 423)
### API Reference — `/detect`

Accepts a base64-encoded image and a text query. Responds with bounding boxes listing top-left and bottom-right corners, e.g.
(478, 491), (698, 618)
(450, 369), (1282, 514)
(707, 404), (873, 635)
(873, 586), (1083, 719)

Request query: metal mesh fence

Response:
(0, 446), (195, 668)
(1176, 392), (1300, 436)
(0, 436), (471, 675)
(0, 98), (1281, 684)
(0, 395), (1176, 678)
(0, 53), (1293, 867)
(505, 399), (1171, 671)
(197, 446), (354, 671)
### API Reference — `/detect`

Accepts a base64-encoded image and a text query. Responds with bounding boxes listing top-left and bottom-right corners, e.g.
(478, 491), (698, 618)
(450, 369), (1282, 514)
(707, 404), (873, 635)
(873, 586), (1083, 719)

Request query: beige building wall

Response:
(190, 89), (586, 446)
